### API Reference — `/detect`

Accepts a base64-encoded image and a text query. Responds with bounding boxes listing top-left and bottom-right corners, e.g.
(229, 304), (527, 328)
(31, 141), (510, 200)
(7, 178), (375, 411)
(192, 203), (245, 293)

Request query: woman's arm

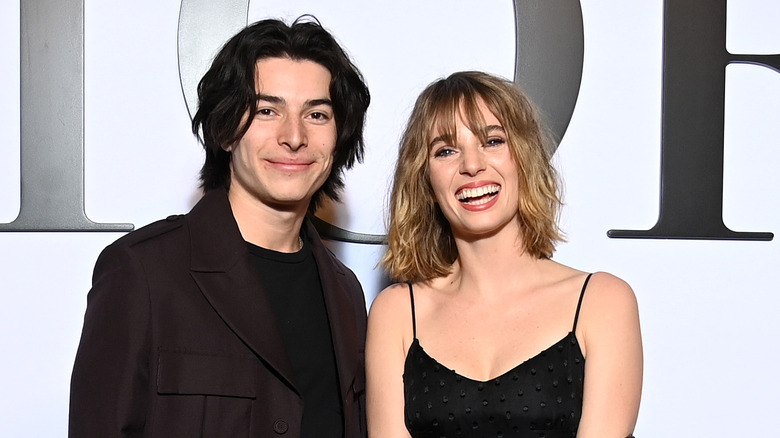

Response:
(576, 272), (643, 438)
(366, 283), (414, 438)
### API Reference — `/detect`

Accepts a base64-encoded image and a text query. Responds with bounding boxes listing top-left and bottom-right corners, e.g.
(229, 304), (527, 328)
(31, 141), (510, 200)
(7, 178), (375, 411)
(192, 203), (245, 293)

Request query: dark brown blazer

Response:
(69, 189), (368, 437)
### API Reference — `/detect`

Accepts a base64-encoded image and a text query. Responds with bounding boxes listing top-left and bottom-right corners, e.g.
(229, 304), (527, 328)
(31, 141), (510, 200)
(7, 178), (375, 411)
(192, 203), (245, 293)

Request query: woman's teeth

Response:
(456, 184), (500, 204)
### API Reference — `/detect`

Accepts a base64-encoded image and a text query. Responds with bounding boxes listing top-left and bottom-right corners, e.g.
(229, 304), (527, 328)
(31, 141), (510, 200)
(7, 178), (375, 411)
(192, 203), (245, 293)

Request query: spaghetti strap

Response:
(572, 273), (593, 332)
(408, 283), (417, 339)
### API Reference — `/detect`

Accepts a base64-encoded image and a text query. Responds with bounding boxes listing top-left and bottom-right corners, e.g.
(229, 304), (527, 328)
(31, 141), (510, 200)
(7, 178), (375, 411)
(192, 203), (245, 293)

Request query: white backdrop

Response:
(1, 1), (778, 436)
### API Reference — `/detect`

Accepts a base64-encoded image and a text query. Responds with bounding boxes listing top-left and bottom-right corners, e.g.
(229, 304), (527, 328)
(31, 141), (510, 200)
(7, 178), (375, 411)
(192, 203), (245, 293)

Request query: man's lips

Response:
(266, 159), (313, 171)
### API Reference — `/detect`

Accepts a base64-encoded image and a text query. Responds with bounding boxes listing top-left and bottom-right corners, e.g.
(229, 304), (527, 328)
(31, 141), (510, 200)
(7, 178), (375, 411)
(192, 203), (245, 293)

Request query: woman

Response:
(366, 71), (642, 437)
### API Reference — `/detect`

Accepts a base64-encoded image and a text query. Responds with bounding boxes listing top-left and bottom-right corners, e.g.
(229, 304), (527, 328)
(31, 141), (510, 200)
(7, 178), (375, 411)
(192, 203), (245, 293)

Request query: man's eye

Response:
(257, 108), (274, 116)
(309, 112), (330, 121)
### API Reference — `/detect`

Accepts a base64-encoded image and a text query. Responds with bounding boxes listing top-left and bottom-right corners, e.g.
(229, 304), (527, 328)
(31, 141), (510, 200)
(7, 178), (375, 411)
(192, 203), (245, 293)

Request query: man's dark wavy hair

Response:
(191, 17), (370, 211)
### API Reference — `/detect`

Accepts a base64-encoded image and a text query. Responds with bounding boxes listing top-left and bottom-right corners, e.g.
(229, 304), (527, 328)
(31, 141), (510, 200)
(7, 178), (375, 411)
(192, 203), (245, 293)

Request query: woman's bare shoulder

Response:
(577, 271), (640, 352)
(583, 271), (638, 311)
(367, 282), (415, 330)
(367, 282), (418, 357)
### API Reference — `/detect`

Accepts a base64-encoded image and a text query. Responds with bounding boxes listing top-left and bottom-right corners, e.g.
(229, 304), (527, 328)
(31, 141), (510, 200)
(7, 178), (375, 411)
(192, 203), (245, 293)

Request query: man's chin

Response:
(264, 195), (314, 213)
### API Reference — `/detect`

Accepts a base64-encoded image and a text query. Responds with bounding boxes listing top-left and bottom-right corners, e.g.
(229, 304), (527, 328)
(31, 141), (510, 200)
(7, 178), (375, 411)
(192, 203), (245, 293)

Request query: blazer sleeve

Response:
(69, 242), (151, 437)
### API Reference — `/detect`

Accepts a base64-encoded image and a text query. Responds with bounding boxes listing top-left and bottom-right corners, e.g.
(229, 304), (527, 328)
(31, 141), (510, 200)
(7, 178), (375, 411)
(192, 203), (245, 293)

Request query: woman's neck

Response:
(446, 222), (549, 297)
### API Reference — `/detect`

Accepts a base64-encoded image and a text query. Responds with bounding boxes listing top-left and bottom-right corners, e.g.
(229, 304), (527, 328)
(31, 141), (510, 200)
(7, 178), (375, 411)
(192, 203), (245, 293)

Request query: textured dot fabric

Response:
(403, 275), (591, 438)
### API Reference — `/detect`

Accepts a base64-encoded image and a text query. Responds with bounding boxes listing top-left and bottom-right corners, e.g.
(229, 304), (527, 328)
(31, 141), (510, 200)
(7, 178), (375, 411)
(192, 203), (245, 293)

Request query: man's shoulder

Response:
(109, 214), (188, 250)
(89, 214), (193, 281)
(107, 189), (227, 251)
(103, 215), (193, 262)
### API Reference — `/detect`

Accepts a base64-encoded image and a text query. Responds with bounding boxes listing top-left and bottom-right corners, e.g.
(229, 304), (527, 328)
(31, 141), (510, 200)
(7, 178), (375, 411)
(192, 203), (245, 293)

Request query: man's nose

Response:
(279, 116), (307, 151)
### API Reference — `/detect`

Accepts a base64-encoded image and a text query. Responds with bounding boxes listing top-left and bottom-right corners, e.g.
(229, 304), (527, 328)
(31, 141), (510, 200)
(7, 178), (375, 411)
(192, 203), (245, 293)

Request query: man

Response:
(69, 18), (370, 437)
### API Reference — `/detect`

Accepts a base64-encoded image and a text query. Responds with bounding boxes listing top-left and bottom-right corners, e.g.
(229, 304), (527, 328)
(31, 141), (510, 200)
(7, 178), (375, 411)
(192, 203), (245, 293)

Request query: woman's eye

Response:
(433, 148), (455, 158)
(486, 137), (506, 147)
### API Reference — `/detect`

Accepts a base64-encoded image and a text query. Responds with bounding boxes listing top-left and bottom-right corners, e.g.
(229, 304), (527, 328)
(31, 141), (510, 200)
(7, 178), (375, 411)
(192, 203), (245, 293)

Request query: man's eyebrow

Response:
(254, 95), (332, 109)
(304, 98), (333, 109)
(256, 94), (284, 104)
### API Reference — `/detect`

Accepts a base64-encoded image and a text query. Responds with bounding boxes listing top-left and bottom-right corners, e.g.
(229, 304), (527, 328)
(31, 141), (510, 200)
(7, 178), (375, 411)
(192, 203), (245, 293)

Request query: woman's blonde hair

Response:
(382, 71), (563, 283)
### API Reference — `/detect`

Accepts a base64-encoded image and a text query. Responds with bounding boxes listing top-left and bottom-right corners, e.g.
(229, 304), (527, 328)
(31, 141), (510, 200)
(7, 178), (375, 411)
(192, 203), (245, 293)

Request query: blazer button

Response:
(273, 419), (289, 434)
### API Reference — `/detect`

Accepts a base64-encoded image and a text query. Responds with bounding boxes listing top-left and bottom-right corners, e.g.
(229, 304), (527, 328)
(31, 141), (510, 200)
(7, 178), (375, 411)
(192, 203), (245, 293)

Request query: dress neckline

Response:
(407, 331), (582, 384)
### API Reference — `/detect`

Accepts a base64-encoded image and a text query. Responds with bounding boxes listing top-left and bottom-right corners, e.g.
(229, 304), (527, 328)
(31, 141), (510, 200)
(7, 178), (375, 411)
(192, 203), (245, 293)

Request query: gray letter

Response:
(0, 0), (132, 231)
(609, 0), (775, 240)
(513, 0), (584, 155)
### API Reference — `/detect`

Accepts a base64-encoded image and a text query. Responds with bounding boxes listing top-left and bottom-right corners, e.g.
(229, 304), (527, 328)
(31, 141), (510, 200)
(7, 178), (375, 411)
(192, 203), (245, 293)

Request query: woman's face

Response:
(427, 99), (520, 239)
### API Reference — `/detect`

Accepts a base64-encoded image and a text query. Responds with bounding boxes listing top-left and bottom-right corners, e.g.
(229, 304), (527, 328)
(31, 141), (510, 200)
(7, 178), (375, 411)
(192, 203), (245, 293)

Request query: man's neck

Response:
(227, 189), (308, 253)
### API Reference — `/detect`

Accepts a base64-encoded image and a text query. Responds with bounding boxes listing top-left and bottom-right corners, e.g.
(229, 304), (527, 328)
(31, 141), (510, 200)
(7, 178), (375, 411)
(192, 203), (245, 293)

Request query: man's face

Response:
(225, 57), (337, 213)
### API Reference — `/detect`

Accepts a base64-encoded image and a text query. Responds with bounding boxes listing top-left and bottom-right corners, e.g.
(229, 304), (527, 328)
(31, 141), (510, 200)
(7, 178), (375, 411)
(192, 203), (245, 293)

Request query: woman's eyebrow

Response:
(429, 134), (455, 148)
(484, 124), (505, 134)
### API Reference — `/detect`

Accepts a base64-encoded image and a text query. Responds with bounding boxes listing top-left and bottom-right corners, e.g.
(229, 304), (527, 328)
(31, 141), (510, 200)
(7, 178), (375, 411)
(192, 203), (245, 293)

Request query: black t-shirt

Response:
(247, 237), (344, 438)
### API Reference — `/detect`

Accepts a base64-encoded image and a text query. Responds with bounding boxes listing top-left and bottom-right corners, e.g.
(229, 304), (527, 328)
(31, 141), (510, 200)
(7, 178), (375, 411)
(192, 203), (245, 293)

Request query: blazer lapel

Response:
(305, 219), (362, 400)
(186, 189), (298, 393)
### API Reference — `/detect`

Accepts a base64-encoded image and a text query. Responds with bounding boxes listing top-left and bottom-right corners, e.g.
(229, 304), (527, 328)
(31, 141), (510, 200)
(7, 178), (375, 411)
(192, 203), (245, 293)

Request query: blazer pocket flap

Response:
(157, 349), (257, 398)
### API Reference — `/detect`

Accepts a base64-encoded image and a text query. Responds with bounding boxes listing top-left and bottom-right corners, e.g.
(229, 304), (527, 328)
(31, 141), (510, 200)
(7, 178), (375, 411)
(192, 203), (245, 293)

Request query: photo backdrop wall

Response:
(0, 1), (778, 436)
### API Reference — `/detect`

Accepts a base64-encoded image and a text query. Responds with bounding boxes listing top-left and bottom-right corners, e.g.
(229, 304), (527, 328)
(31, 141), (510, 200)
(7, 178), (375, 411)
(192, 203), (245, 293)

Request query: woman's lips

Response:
(455, 183), (501, 210)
